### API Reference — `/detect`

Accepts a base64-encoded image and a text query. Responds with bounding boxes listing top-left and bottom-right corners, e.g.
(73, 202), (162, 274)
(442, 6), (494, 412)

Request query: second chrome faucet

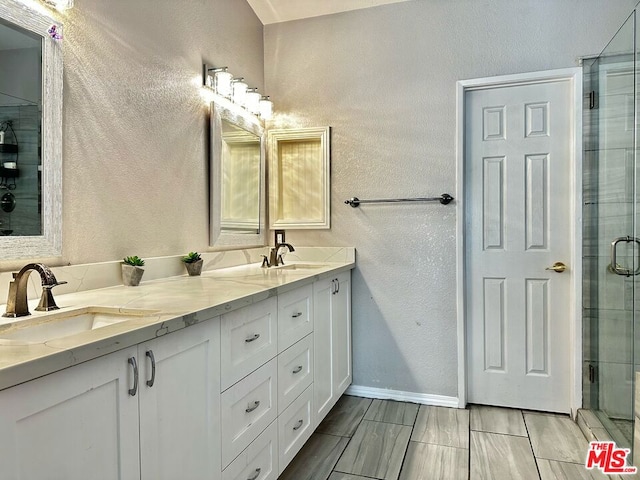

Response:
(261, 230), (295, 268)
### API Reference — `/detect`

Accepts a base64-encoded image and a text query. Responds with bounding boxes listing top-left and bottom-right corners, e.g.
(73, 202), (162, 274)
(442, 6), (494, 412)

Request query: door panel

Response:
(466, 78), (573, 412)
(0, 348), (140, 479)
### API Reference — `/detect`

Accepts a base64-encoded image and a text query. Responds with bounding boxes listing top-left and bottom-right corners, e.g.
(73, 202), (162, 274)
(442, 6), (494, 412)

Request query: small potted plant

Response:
(182, 251), (203, 276)
(122, 255), (145, 286)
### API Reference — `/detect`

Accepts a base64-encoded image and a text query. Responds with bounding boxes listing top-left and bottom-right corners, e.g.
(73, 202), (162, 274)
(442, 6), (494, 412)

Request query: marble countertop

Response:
(0, 260), (354, 391)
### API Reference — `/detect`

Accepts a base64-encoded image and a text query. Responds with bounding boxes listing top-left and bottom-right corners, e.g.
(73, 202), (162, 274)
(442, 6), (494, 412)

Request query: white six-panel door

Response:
(465, 79), (573, 413)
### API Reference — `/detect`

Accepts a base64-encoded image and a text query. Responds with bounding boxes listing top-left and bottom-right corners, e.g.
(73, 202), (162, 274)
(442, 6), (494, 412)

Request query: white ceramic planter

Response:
(184, 259), (203, 276)
(121, 264), (144, 286)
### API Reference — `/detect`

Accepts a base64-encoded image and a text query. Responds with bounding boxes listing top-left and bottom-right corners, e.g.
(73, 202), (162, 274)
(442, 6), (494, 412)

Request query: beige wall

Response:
(25, 0), (263, 268)
(264, 0), (638, 398)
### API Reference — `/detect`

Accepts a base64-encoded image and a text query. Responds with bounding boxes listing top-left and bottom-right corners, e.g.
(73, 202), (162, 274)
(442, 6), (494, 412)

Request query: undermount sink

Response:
(0, 306), (161, 344)
(275, 263), (330, 271)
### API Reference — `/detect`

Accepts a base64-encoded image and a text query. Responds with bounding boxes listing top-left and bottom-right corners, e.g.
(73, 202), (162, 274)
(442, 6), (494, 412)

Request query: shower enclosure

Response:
(583, 10), (638, 451)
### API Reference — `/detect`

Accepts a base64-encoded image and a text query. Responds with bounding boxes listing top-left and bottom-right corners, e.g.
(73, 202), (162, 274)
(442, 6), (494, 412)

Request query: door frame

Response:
(455, 68), (583, 415)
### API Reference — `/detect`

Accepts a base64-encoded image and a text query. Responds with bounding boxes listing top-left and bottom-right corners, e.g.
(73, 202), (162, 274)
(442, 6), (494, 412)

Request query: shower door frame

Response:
(455, 68), (584, 414)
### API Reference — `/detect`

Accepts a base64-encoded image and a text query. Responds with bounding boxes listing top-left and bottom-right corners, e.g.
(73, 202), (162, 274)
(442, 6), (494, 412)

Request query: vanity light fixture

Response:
(232, 78), (248, 106)
(202, 64), (275, 119)
(245, 88), (261, 115)
(259, 96), (273, 120)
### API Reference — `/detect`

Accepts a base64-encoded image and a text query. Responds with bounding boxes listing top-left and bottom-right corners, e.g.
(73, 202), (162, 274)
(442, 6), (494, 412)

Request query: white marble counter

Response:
(0, 255), (355, 391)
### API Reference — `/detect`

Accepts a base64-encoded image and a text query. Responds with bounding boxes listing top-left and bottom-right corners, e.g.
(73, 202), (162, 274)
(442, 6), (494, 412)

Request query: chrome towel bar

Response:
(344, 194), (454, 208)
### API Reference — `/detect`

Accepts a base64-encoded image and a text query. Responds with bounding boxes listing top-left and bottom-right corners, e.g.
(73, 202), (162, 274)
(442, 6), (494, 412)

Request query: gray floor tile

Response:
(364, 399), (419, 426)
(525, 413), (589, 463)
(537, 459), (610, 480)
(398, 441), (468, 480)
(470, 404), (527, 436)
(334, 420), (412, 480)
(316, 395), (373, 437)
(328, 474), (372, 480)
(411, 406), (470, 449)
(470, 431), (539, 480)
(279, 433), (349, 480)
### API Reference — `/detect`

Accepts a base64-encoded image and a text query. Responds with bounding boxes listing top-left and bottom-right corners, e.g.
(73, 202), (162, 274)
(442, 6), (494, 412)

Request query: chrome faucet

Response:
(269, 242), (295, 267)
(3, 263), (67, 317)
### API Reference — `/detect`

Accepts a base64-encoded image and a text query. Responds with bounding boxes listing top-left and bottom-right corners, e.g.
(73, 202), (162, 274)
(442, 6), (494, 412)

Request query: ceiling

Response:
(246, 0), (416, 25)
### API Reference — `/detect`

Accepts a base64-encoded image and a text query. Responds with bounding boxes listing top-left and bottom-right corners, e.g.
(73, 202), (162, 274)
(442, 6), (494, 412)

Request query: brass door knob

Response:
(545, 262), (567, 273)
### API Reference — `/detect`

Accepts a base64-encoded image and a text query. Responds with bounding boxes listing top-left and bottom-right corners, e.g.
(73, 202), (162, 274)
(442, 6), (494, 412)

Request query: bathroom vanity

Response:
(0, 260), (353, 480)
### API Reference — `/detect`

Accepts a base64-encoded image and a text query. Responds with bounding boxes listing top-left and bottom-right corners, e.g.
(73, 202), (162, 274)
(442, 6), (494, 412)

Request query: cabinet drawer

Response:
(278, 284), (313, 352)
(221, 297), (278, 391)
(221, 358), (278, 468)
(222, 420), (278, 480)
(277, 334), (313, 414)
(278, 385), (313, 474)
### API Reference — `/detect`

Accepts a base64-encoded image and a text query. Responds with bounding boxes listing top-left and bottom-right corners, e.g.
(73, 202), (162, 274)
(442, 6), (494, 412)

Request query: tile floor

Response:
(279, 396), (618, 480)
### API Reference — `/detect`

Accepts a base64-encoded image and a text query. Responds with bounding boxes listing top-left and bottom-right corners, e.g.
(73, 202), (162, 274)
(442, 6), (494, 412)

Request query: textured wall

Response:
(264, 0), (638, 397)
(13, 0), (263, 268)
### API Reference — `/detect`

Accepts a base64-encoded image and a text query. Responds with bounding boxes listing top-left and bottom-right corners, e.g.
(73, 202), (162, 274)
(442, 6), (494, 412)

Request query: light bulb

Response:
(232, 78), (248, 106)
(259, 96), (273, 120)
(214, 69), (233, 98)
(245, 88), (261, 115)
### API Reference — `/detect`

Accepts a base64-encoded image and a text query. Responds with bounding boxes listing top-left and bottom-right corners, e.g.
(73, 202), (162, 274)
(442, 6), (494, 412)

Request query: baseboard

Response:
(345, 385), (460, 408)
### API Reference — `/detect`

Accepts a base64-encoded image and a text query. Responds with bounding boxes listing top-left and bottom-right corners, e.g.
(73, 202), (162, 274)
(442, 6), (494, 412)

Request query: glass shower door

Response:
(583, 10), (637, 451)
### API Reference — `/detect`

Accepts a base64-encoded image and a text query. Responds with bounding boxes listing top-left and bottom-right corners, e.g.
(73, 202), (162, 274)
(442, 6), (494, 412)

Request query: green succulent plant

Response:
(182, 252), (202, 264)
(123, 255), (145, 267)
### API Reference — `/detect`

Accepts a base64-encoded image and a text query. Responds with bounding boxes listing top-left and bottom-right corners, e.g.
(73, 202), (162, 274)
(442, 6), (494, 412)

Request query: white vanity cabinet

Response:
(0, 267), (352, 480)
(0, 317), (221, 480)
(313, 271), (352, 426)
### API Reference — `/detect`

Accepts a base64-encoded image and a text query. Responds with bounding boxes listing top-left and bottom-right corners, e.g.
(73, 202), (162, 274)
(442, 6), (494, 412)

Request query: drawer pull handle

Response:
(292, 365), (303, 374)
(246, 400), (260, 413)
(128, 357), (138, 397)
(245, 334), (260, 343)
(292, 312), (302, 318)
(293, 419), (304, 431)
(146, 350), (156, 388)
(247, 468), (261, 480)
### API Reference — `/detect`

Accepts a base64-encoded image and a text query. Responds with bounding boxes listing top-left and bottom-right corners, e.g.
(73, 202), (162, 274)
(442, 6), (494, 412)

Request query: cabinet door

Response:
(313, 276), (335, 426)
(138, 319), (221, 480)
(0, 347), (140, 480)
(333, 271), (352, 397)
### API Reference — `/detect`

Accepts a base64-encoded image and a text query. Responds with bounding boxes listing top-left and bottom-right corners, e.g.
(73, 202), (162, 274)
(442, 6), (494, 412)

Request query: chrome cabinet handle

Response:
(292, 365), (303, 374)
(335, 278), (340, 294)
(293, 419), (304, 431)
(245, 333), (260, 343)
(128, 357), (138, 396)
(292, 312), (302, 318)
(247, 468), (261, 480)
(610, 236), (640, 276)
(246, 400), (260, 413)
(331, 279), (336, 295)
(146, 350), (156, 387)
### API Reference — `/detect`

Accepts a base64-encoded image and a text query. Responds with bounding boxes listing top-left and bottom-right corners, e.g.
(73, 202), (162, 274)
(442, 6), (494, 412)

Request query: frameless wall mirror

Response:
(268, 126), (330, 229)
(0, 1), (62, 259)
(210, 98), (266, 248)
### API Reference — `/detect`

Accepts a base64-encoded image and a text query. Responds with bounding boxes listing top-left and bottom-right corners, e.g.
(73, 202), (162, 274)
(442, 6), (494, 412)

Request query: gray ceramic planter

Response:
(122, 264), (144, 286)
(184, 259), (203, 276)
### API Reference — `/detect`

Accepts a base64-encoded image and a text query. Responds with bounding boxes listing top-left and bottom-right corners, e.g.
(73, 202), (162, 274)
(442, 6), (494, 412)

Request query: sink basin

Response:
(0, 306), (161, 344)
(275, 263), (330, 271)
